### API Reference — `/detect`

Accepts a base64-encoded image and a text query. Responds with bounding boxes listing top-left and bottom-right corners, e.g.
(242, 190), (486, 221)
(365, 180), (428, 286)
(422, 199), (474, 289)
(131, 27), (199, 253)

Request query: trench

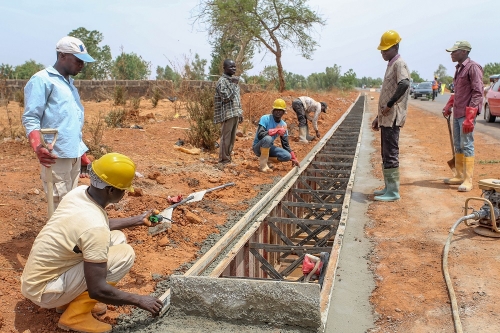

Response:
(113, 95), (366, 333)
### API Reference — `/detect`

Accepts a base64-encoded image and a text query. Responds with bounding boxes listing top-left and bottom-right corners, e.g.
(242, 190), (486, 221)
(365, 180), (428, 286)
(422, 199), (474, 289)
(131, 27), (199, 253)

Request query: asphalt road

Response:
(409, 92), (500, 141)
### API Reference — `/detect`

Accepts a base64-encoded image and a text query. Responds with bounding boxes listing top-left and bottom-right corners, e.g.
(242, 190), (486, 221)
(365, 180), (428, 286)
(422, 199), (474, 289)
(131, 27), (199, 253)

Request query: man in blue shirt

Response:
(252, 99), (300, 172)
(22, 36), (95, 214)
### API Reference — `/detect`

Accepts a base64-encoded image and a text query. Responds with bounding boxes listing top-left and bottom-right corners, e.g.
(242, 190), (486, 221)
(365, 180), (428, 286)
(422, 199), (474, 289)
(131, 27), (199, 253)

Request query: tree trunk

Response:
(276, 53), (285, 92)
(235, 37), (251, 76)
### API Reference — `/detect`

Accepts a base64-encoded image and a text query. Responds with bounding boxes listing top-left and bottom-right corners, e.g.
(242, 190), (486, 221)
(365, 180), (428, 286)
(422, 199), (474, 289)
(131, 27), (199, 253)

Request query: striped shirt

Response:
(452, 58), (483, 118)
(213, 74), (243, 124)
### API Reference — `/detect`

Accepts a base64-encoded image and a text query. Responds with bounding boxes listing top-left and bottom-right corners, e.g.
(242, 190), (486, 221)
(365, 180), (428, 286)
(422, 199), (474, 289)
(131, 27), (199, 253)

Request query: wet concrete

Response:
(325, 96), (376, 332)
(170, 276), (321, 329)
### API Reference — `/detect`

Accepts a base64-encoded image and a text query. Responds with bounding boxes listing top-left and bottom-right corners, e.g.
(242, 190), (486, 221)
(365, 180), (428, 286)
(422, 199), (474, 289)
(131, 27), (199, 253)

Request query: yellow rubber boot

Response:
(458, 156), (474, 192)
(58, 291), (112, 333)
(259, 147), (272, 172)
(56, 302), (107, 315)
(444, 153), (464, 185)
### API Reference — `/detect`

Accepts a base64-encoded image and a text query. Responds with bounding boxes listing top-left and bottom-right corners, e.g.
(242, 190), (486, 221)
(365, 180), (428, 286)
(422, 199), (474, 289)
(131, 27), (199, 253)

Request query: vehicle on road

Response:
(484, 79), (500, 123)
(484, 74), (500, 98)
(413, 82), (433, 99)
(449, 83), (454, 93)
(410, 82), (418, 95)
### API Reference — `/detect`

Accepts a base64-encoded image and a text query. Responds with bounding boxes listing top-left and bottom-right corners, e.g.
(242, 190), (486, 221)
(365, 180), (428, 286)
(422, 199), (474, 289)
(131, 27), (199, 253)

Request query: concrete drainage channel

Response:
(115, 95), (365, 333)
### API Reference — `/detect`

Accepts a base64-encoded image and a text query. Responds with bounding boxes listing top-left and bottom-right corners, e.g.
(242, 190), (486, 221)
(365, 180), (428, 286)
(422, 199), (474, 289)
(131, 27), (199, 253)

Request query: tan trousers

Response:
(40, 157), (81, 212)
(33, 231), (135, 309)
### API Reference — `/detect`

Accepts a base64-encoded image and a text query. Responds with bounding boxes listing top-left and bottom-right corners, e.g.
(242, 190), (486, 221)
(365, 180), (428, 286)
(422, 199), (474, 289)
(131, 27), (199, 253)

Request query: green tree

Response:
(111, 50), (151, 80)
(68, 27), (112, 80)
(410, 70), (424, 83)
(13, 60), (44, 79)
(184, 53), (207, 80)
(483, 62), (500, 83)
(156, 65), (181, 84)
(339, 69), (357, 89)
(357, 76), (383, 88)
(0, 64), (15, 79)
(434, 64), (447, 80)
(195, 0), (325, 92)
(208, 30), (254, 79)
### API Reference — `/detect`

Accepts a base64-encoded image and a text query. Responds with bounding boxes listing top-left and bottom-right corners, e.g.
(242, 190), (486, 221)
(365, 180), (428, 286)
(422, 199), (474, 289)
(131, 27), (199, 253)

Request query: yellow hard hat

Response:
(272, 98), (286, 110)
(91, 153), (136, 192)
(377, 30), (402, 50)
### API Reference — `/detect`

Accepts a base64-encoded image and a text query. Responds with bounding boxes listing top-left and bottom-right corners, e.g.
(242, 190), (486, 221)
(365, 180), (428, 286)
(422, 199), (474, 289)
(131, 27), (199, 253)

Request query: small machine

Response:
(465, 179), (500, 237)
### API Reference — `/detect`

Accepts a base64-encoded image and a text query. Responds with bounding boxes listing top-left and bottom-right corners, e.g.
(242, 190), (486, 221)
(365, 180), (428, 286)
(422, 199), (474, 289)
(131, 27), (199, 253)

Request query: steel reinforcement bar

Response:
(160, 94), (366, 332)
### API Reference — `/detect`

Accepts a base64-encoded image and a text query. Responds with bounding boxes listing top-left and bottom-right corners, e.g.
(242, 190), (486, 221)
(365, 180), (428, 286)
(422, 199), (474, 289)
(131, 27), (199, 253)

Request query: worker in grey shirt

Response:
(291, 96), (327, 143)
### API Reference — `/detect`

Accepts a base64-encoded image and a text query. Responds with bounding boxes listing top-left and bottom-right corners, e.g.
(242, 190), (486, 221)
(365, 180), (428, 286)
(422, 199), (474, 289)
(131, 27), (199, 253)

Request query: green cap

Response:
(446, 41), (472, 52)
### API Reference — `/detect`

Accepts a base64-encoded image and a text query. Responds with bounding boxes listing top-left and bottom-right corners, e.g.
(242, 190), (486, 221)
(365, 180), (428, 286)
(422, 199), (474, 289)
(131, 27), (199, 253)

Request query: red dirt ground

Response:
(1, 89), (500, 332)
(0, 90), (355, 332)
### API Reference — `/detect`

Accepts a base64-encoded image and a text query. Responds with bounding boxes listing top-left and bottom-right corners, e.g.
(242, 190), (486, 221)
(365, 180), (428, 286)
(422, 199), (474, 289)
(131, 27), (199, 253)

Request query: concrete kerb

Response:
(170, 275), (321, 329)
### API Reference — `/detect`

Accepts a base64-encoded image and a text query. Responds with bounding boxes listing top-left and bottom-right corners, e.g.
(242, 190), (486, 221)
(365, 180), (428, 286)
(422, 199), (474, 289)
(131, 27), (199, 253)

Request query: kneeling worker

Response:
(252, 99), (300, 172)
(291, 96), (327, 143)
(21, 153), (163, 333)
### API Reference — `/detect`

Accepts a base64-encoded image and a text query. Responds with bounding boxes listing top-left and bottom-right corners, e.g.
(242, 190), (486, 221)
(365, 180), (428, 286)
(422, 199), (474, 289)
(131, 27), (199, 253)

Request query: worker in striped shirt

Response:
(214, 59), (244, 165)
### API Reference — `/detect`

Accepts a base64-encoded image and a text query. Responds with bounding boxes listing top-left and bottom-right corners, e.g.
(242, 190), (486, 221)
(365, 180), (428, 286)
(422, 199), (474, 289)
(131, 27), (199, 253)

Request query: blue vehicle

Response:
(413, 82), (433, 99)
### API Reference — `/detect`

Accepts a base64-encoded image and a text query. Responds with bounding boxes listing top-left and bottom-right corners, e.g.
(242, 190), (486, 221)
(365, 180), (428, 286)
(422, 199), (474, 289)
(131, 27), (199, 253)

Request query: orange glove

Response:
(79, 153), (91, 178)
(443, 94), (454, 116)
(462, 106), (478, 134)
(268, 128), (286, 136)
(28, 130), (56, 167)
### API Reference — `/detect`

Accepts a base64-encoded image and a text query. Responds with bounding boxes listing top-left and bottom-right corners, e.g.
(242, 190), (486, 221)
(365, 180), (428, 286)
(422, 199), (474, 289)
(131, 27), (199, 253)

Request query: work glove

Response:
(462, 106), (478, 134)
(28, 130), (57, 168)
(290, 151), (300, 167)
(79, 153), (91, 178)
(443, 94), (454, 117)
(268, 128), (286, 137)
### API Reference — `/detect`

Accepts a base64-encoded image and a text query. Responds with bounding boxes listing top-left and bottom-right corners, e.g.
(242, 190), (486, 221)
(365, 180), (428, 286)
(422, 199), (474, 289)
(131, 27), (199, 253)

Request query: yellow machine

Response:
(465, 179), (500, 237)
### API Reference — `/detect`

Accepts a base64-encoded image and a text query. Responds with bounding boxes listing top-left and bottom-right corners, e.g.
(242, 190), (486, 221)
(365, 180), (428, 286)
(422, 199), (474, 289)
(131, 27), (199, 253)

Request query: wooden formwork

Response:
(162, 94), (366, 331)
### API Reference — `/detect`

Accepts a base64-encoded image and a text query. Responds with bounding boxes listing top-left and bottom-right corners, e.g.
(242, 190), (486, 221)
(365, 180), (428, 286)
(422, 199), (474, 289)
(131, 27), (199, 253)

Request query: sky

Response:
(1, 0), (498, 81)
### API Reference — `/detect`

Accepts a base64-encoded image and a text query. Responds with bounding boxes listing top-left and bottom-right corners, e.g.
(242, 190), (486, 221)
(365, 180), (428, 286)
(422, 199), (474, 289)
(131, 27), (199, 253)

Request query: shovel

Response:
(40, 128), (58, 218)
(159, 182), (236, 220)
(443, 113), (456, 174)
(149, 182), (235, 236)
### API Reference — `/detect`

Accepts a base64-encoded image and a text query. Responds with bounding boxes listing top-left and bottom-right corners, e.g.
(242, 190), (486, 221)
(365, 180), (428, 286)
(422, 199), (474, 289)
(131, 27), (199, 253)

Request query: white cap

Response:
(56, 36), (95, 63)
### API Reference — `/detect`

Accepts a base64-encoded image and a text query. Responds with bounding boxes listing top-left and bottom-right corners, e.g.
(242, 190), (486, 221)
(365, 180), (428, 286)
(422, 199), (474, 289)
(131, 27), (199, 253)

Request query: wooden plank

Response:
(250, 243), (333, 253)
(207, 94), (359, 279)
(281, 201), (342, 209)
(249, 248), (284, 280)
(267, 221), (295, 246)
(268, 217), (340, 226)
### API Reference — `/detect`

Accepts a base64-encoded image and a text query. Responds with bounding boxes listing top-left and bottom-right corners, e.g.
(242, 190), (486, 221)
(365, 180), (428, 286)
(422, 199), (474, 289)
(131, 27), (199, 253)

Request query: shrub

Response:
(15, 89), (24, 107)
(85, 111), (111, 159)
(186, 88), (220, 150)
(113, 86), (127, 106)
(105, 108), (128, 128)
(151, 87), (161, 108)
(130, 97), (141, 110)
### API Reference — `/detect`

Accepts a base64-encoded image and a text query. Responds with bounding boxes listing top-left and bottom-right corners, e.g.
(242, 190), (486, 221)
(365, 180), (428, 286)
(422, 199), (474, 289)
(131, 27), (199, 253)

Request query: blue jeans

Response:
(453, 116), (475, 157)
(252, 136), (291, 162)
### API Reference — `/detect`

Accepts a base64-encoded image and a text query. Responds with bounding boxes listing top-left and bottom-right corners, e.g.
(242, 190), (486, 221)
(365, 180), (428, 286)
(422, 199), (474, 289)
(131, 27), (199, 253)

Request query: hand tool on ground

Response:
(443, 113), (455, 173)
(40, 128), (58, 218)
(149, 183), (236, 236)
